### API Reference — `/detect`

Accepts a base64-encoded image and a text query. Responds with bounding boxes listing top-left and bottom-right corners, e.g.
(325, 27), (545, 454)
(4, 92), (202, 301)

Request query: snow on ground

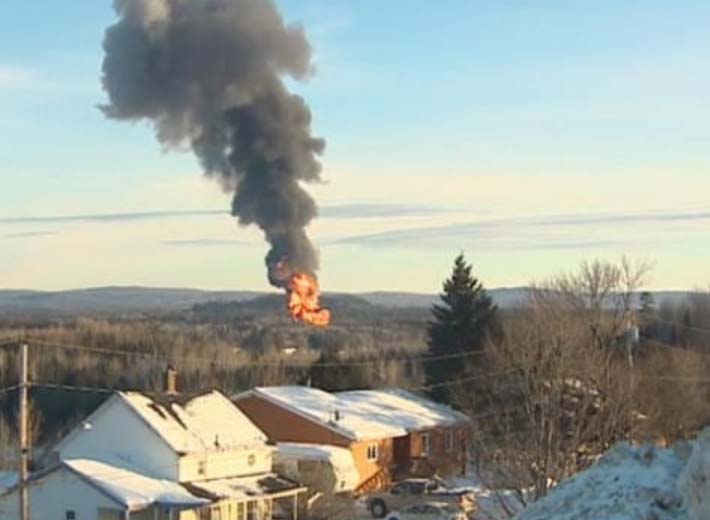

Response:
(444, 473), (526, 519)
(516, 441), (699, 520)
(678, 429), (710, 520)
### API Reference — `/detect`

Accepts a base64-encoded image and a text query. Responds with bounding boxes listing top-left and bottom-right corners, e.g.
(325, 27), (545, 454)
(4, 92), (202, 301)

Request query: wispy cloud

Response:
(0, 66), (36, 89)
(327, 209), (710, 250)
(319, 203), (453, 219)
(0, 210), (226, 225)
(3, 230), (57, 239)
(162, 239), (251, 247)
(0, 64), (98, 95)
(0, 203), (453, 226)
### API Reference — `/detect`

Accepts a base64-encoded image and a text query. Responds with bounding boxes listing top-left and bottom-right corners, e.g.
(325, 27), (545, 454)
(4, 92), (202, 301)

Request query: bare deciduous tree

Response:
(467, 258), (651, 505)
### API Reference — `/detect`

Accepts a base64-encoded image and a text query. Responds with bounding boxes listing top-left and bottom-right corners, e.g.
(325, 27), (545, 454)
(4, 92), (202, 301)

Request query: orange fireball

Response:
(287, 272), (331, 327)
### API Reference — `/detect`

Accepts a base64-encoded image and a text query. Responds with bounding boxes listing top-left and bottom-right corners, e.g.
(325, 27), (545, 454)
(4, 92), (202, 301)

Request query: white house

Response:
(0, 459), (207, 520)
(0, 389), (305, 520)
(55, 390), (273, 483)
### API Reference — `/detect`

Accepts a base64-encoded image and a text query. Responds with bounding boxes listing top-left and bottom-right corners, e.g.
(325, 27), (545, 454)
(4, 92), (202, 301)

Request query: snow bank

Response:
(517, 443), (688, 520)
(679, 429), (710, 520)
(516, 428), (710, 520)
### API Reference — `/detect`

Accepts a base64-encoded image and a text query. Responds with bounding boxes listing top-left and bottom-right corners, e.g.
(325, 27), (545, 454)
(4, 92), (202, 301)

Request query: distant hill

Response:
(0, 286), (259, 314)
(0, 286), (694, 315)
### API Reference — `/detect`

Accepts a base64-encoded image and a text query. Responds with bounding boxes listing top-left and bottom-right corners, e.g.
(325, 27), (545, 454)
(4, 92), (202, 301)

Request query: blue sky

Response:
(1, 0), (709, 292)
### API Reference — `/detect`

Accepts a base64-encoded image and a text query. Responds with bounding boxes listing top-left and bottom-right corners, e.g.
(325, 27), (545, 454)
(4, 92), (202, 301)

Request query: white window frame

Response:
(367, 443), (379, 461)
(445, 430), (454, 452)
(421, 433), (430, 457)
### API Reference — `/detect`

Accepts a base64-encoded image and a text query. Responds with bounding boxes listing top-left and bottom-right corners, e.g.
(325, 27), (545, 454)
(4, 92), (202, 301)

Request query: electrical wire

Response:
(19, 335), (492, 368)
(651, 317), (710, 336)
(0, 384), (19, 396)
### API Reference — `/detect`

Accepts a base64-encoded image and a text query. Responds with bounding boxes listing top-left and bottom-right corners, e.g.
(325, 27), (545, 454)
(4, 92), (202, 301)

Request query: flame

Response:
(287, 272), (331, 327)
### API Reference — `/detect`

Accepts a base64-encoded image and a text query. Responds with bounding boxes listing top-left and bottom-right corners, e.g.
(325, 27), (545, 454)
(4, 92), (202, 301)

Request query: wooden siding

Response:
(236, 395), (352, 447)
(351, 438), (394, 486)
(408, 426), (468, 477)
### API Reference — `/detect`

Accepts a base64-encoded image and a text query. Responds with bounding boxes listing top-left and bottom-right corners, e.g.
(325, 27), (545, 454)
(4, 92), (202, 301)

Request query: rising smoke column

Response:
(101, 0), (325, 287)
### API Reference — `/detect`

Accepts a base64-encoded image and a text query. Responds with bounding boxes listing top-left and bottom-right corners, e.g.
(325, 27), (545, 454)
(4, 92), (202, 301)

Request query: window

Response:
(445, 430), (454, 452)
(198, 459), (207, 476)
(66, 512), (76, 520)
(237, 502), (246, 520)
(421, 433), (430, 457)
(246, 501), (258, 520)
(366, 443), (379, 461)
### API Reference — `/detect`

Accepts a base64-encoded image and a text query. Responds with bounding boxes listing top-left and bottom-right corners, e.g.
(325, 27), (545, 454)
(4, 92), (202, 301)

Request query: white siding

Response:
(0, 468), (122, 520)
(179, 445), (273, 482)
(58, 397), (179, 480)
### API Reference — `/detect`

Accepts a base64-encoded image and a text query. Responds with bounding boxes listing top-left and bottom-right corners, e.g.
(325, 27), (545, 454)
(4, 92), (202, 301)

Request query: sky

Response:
(1, 0), (709, 293)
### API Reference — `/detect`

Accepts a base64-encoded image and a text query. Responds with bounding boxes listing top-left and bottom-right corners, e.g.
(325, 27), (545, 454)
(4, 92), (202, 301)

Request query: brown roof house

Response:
(234, 386), (470, 494)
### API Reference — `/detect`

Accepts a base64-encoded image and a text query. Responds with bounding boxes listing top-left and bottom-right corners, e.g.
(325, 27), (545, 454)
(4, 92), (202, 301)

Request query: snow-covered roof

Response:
(276, 442), (354, 462)
(120, 390), (267, 454)
(187, 473), (304, 501)
(248, 386), (468, 441)
(64, 459), (207, 511)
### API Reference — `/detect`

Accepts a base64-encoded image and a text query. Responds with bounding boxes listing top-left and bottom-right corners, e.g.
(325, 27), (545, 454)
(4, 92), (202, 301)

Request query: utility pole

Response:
(18, 342), (29, 520)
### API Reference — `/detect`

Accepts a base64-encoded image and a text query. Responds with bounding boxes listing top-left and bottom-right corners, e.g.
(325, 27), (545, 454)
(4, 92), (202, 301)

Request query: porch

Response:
(186, 473), (307, 520)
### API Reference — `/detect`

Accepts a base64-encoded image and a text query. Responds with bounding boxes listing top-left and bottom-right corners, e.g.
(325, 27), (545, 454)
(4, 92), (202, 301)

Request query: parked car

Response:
(367, 478), (475, 518)
(384, 502), (468, 520)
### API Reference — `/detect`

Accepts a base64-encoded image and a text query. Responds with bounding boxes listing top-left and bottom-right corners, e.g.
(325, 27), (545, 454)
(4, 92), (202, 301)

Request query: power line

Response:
(0, 384), (19, 396)
(406, 369), (518, 392)
(25, 369), (518, 399)
(641, 375), (710, 384)
(30, 382), (114, 395)
(0, 336), (23, 349)
(20, 335), (492, 368)
(652, 317), (710, 336)
(640, 335), (710, 358)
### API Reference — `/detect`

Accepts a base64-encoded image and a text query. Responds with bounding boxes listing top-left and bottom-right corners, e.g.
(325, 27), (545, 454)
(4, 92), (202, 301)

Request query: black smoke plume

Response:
(101, 0), (325, 287)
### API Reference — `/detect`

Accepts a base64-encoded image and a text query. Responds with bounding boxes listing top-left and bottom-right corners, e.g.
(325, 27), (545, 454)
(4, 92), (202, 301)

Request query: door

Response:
(392, 435), (411, 477)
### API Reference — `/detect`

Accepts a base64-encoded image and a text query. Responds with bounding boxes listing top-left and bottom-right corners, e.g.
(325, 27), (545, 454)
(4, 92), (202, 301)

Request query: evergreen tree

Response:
(426, 253), (500, 404)
(638, 291), (657, 339)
